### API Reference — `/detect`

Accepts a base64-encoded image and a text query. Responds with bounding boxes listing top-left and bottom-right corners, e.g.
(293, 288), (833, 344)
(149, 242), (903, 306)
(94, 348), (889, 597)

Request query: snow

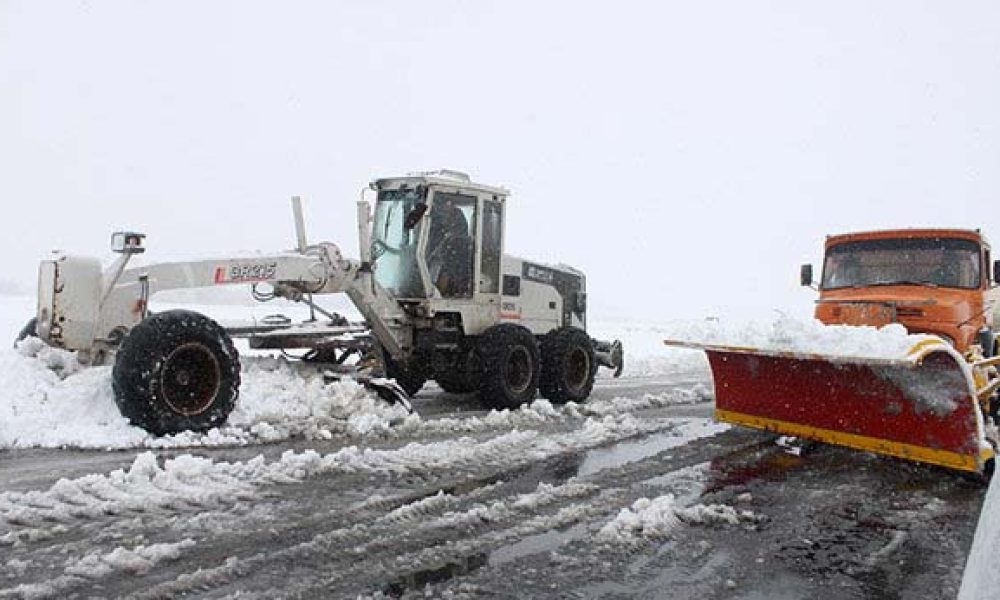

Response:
(0, 341), (410, 450)
(0, 333), (718, 450)
(0, 414), (718, 540)
(0, 295), (717, 450)
(663, 312), (940, 360)
(64, 539), (196, 577)
(598, 493), (762, 543)
(0, 293), (951, 451)
(6, 539), (197, 599)
(959, 475), (1000, 599)
(598, 495), (682, 541)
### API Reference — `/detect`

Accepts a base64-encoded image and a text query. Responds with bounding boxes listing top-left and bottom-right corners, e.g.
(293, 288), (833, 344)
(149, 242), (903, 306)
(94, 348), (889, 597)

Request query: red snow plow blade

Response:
(665, 339), (996, 474)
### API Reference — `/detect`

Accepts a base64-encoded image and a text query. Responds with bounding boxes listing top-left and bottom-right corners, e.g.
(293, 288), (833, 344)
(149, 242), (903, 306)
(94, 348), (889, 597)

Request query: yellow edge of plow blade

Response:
(716, 409), (993, 474)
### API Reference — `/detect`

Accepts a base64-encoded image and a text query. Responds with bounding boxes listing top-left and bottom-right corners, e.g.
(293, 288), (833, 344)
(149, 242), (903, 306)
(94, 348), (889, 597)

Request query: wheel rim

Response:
(565, 346), (591, 392)
(160, 342), (222, 416)
(505, 346), (533, 395)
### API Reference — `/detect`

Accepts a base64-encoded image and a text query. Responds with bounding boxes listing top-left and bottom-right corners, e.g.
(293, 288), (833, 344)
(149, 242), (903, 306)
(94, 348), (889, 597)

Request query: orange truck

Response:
(668, 228), (1000, 476)
(800, 228), (1000, 354)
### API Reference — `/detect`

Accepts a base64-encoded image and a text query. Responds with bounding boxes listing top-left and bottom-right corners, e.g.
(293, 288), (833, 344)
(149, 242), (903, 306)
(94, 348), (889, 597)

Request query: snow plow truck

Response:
(19, 170), (624, 435)
(669, 228), (1000, 477)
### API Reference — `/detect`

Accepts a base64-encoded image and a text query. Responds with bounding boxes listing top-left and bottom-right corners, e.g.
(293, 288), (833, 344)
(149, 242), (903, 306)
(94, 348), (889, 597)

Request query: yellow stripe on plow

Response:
(715, 409), (992, 474)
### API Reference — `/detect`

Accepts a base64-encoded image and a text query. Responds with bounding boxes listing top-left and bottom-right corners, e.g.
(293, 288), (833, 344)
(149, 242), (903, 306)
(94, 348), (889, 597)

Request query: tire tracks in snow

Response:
(122, 423), (733, 598)
(0, 412), (726, 598)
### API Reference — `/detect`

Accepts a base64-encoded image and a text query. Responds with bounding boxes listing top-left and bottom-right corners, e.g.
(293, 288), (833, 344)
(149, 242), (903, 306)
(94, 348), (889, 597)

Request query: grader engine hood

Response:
(36, 253), (103, 350)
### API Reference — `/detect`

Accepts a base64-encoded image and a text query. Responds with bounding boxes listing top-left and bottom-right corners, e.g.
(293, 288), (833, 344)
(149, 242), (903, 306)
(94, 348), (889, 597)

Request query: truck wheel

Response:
(539, 327), (597, 403)
(477, 323), (540, 409)
(380, 347), (426, 397)
(435, 349), (480, 394)
(112, 310), (241, 435)
(14, 317), (38, 347)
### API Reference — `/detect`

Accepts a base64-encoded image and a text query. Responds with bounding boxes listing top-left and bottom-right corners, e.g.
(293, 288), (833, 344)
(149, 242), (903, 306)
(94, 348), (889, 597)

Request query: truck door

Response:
(479, 200), (503, 295)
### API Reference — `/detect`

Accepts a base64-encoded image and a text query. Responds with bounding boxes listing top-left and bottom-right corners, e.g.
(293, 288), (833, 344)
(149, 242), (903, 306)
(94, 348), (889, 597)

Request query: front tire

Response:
(539, 327), (597, 403)
(477, 323), (540, 409)
(112, 310), (240, 435)
(379, 346), (426, 397)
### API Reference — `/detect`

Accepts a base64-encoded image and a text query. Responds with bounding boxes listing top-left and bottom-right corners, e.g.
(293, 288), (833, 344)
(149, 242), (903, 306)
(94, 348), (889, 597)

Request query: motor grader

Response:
(22, 170), (623, 435)
(669, 228), (1000, 477)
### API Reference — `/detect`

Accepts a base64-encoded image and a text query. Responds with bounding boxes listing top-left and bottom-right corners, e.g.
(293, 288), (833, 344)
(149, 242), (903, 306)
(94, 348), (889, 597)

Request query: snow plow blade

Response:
(665, 339), (995, 474)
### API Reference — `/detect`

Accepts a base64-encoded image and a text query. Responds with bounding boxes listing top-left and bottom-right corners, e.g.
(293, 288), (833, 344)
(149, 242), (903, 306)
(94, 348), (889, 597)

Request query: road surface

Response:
(0, 372), (985, 599)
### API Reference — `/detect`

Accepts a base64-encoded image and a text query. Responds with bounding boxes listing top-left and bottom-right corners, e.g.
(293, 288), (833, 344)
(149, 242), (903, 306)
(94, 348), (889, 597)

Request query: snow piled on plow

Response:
(666, 313), (940, 359)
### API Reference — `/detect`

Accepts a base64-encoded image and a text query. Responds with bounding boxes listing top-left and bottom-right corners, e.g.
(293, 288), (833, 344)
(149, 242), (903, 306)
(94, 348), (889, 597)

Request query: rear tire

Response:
(539, 327), (597, 403)
(477, 323), (540, 409)
(112, 310), (240, 435)
(14, 317), (37, 347)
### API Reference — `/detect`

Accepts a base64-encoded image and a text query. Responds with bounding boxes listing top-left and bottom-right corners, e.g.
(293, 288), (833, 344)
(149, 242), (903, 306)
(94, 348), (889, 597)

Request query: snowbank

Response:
(0, 340), (408, 450)
(0, 302), (720, 450)
(0, 337), (716, 450)
(959, 475), (1000, 599)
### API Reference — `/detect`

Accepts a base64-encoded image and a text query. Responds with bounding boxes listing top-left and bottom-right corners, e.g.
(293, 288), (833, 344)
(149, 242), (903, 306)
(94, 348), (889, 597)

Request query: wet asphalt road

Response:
(0, 374), (987, 599)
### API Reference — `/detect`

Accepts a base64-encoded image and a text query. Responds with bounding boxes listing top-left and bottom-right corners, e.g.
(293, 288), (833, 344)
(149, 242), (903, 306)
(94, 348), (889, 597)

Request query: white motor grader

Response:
(21, 170), (623, 435)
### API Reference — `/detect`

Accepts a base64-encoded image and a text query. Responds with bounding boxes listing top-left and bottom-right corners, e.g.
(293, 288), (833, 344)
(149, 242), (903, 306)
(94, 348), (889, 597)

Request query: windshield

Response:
(822, 237), (982, 290)
(372, 188), (427, 298)
(425, 192), (477, 298)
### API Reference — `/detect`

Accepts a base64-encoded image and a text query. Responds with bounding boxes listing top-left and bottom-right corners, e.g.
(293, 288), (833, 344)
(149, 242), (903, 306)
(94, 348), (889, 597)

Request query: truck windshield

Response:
(372, 188), (427, 298)
(822, 238), (982, 290)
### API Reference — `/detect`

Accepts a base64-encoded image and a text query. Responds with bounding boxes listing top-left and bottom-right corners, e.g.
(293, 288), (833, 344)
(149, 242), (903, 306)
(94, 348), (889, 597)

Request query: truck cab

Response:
(802, 228), (1000, 353)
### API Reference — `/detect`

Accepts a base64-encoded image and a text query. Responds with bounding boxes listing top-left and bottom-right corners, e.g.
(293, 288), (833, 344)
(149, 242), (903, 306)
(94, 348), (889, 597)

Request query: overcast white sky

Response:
(2, 1), (998, 320)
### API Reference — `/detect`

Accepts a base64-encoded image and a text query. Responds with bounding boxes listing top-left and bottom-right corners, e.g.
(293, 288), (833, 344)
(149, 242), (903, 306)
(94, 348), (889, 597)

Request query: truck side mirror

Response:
(800, 264), (813, 287)
(993, 259), (1000, 284)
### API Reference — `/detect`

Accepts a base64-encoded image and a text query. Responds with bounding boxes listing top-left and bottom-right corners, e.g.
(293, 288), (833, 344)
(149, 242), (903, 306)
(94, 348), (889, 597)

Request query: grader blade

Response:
(665, 339), (995, 474)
